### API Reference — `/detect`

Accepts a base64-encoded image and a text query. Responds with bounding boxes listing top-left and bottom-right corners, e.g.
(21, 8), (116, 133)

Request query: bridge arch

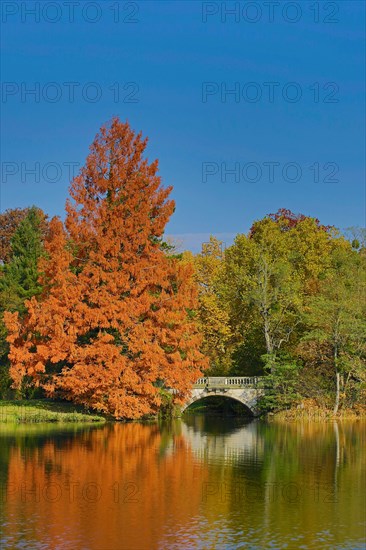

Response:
(181, 393), (255, 415)
(179, 377), (264, 417)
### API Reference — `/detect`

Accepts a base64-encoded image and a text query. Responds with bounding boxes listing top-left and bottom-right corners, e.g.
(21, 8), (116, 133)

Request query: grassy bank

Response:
(0, 399), (106, 424)
(270, 399), (366, 422)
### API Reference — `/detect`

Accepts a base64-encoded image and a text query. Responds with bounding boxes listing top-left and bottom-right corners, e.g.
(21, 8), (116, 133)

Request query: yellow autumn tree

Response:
(194, 236), (233, 374)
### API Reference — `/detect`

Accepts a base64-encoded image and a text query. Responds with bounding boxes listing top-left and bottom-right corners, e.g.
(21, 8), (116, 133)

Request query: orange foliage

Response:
(2, 424), (209, 549)
(5, 118), (205, 418)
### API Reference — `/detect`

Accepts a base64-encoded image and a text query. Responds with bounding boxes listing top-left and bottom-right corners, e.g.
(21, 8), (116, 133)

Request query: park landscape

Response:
(0, 117), (365, 424)
(2, 1), (365, 547)
(0, 118), (365, 550)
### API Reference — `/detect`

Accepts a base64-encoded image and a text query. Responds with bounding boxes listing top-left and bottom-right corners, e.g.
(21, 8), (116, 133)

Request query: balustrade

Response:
(193, 376), (262, 388)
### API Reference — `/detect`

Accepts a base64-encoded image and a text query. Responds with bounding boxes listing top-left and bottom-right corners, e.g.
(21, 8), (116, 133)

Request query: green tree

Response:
(0, 207), (44, 312)
(222, 220), (303, 373)
(302, 246), (366, 414)
(0, 207), (45, 397)
(221, 211), (348, 377)
(258, 355), (302, 413)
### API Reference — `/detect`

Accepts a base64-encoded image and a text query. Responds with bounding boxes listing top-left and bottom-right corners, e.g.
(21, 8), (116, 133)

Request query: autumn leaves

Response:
(2, 118), (365, 419)
(4, 118), (205, 419)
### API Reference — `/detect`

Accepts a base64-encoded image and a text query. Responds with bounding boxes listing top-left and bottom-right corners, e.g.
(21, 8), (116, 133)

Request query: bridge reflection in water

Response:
(182, 416), (265, 464)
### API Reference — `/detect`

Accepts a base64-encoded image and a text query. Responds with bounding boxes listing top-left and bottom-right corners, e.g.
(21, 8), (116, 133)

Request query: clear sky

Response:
(1, 0), (365, 251)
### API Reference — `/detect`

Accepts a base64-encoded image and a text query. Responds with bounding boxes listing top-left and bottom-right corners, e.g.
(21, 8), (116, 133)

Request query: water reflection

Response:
(182, 416), (264, 464)
(0, 419), (364, 549)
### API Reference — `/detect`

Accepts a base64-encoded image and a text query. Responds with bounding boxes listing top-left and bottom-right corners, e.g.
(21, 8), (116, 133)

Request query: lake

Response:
(0, 417), (365, 549)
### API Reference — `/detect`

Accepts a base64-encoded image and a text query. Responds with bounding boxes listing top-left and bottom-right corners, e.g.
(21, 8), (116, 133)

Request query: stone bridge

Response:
(180, 377), (264, 416)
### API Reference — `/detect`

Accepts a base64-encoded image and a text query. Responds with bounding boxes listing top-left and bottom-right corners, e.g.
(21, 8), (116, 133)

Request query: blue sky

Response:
(1, 0), (365, 251)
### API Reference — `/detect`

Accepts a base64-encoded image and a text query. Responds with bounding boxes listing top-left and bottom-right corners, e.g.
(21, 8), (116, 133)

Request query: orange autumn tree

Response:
(5, 118), (205, 418)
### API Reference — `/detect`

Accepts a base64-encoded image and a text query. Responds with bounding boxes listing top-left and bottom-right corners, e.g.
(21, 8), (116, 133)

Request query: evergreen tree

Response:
(0, 207), (45, 396)
(0, 207), (44, 313)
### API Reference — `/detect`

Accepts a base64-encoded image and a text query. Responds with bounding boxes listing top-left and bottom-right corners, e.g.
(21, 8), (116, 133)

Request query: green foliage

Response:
(1, 205), (364, 417)
(301, 246), (366, 412)
(0, 361), (13, 399)
(158, 389), (176, 419)
(0, 206), (45, 398)
(0, 206), (44, 313)
(230, 326), (266, 376)
(258, 355), (302, 413)
(196, 210), (364, 415)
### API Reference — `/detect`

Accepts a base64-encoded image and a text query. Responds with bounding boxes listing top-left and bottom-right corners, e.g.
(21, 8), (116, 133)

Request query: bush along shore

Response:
(269, 400), (366, 422)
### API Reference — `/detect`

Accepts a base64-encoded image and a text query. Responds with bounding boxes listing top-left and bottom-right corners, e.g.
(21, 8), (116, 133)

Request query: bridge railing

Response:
(193, 376), (263, 388)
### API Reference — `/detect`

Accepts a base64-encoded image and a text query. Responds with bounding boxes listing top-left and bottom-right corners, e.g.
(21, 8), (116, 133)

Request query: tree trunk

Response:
(333, 339), (339, 415)
(259, 258), (273, 363)
(264, 320), (273, 356)
(263, 318), (276, 373)
(333, 371), (340, 415)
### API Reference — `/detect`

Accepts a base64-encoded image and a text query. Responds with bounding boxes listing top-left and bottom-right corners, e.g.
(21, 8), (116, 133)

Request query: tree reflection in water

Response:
(0, 419), (365, 549)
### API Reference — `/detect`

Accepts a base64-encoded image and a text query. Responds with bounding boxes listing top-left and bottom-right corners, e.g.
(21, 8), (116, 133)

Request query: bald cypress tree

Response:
(5, 119), (205, 417)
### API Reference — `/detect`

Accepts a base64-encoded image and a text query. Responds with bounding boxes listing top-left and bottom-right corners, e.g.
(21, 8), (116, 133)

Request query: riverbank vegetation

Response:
(194, 213), (365, 417)
(194, 215), (366, 415)
(0, 118), (365, 420)
(0, 399), (105, 424)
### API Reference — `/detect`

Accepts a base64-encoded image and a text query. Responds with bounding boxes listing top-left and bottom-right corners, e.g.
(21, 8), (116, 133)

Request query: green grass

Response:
(0, 399), (106, 424)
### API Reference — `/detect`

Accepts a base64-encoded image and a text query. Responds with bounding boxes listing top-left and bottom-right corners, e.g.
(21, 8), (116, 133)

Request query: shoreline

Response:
(269, 408), (366, 422)
(1, 398), (364, 425)
(0, 399), (106, 424)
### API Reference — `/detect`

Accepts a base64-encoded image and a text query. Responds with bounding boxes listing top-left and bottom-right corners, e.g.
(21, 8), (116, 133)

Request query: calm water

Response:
(0, 417), (365, 549)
